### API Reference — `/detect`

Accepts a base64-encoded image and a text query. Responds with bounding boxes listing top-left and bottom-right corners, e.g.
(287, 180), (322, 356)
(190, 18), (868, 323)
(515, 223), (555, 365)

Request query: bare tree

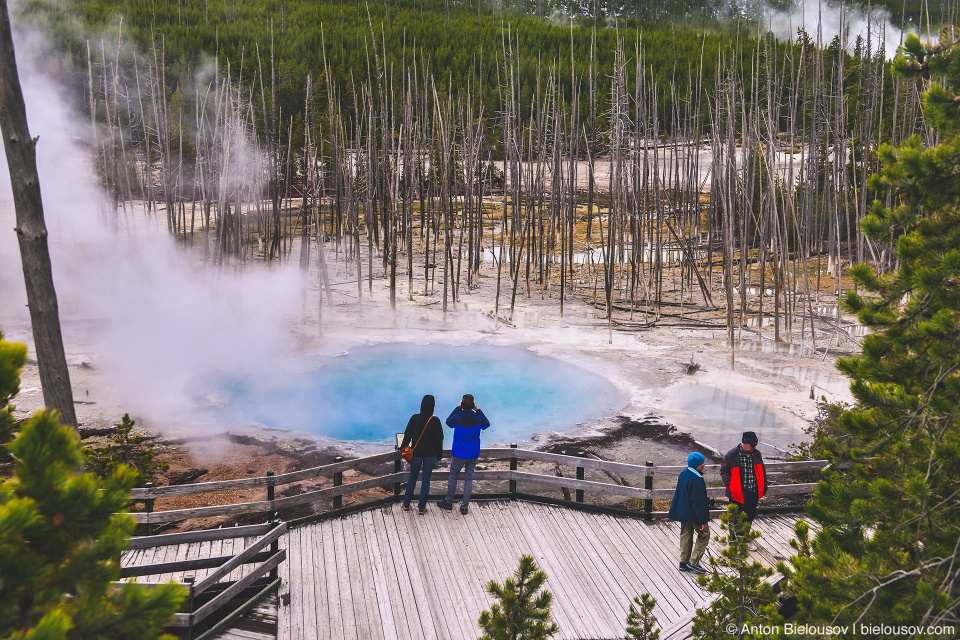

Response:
(0, 0), (77, 427)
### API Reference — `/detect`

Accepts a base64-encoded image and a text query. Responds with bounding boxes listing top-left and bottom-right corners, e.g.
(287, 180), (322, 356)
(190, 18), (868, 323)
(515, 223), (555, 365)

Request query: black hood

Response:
(419, 394), (435, 416)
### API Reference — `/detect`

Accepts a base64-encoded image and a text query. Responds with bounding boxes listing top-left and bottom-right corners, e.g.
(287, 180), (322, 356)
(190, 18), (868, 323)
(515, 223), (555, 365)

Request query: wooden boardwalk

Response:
(120, 449), (823, 639)
(276, 501), (804, 640)
(119, 501), (804, 639)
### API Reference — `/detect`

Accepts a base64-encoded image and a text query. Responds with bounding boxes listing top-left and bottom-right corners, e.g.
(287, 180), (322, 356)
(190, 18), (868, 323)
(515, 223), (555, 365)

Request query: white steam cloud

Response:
(759, 0), (909, 59)
(0, 25), (303, 426)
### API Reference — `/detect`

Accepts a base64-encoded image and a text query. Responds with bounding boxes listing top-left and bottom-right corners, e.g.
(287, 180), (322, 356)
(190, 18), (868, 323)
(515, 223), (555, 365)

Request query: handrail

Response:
(192, 522), (287, 596)
(130, 447), (827, 500)
(127, 523), (274, 549)
(130, 461), (826, 525)
(118, 523), (286, 634)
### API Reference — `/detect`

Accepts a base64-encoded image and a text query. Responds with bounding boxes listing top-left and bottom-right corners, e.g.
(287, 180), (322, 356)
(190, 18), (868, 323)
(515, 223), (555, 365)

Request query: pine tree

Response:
(779, 32), (960, 632)
(625, 593), (660, 640)
(692, 506), (782, 640)
(478, 554), (559, 640)
(84, 413), (170, 486)
(0, 338), (185, 639)
(0, 331), (27, 455)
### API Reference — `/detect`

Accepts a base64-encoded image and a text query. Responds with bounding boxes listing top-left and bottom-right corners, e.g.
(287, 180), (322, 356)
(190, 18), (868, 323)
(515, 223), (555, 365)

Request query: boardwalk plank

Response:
(195, 539), (213, 583)
(331, 518), (359, 640)
(598, 515), (688, 621)
(277, 533), (292, 640)
(585, 512), (680, 615)
(405, 505), (461, 640)
(627, 518), (706, 609)
(512, 504), (590, 640)
(290, 527), (305, 640)
(526, 503), (621, 638)
(369, 508), (415, 640)
(562, 507), (652, 624)
(502, 502), (591, 639)
(321, 520), (343, 640)
(468, 503), (513, 581)
(300, 525), (319, 640)
(387, 504), (441, 639)
(423, 507), (478, 640)
(544, 504), (633, 625)
(309, 519), (330, 640)
(439, 502), (495, 630)
(359, 509), (399, 640)
(351, 511), (385, 640)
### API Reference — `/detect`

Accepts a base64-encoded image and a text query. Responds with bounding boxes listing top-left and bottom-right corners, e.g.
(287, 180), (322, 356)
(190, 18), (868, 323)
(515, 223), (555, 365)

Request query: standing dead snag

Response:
(0, 0), (77, 428)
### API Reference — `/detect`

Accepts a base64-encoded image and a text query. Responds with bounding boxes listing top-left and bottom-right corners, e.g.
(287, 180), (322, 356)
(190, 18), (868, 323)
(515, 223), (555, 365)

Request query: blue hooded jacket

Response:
(445, 406), (490, 459)
(667, 467), (710, 525)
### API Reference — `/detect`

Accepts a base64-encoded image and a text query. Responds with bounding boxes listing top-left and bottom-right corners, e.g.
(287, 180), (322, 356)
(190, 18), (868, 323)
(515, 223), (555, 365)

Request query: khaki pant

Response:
(680, 522), (710, 566)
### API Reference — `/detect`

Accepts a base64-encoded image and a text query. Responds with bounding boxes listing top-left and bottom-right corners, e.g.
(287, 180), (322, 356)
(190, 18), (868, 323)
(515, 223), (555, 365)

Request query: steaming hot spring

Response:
(198, 344), (627, 444)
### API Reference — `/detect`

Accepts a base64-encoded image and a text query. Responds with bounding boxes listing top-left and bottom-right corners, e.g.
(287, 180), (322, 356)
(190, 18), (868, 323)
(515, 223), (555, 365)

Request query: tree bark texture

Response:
(0, 0), (77, 428)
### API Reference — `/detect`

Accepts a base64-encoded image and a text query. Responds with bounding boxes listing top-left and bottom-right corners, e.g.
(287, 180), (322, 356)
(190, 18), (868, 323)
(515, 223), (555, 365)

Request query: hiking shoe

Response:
(748, 543), (759, 552)
(418, 506), (427, 515)
(688, 564), (708, 574)
(401, 503), (411, 511)
(678, 562), (692, 572)
(437, 499), (454, 511)
(460, 505), (469, 515)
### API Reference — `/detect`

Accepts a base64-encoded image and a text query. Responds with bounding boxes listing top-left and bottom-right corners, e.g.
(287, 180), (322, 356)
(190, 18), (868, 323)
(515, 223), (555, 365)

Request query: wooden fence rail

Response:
(117, 522), (287, 639)
(129, 448), (828, 526)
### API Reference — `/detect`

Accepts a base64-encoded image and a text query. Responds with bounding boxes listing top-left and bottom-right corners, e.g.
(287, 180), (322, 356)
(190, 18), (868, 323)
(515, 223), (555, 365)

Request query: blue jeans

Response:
(445, 456), (478, 507)
(404, 456), (436, 510)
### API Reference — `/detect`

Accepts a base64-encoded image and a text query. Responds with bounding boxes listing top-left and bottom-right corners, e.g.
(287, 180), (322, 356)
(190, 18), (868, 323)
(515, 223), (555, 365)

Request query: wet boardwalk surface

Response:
(275, 501), (804, 640)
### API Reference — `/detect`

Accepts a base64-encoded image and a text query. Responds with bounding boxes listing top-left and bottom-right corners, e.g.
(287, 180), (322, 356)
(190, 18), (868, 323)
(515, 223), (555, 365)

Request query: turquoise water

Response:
(208, 344), (626, 443)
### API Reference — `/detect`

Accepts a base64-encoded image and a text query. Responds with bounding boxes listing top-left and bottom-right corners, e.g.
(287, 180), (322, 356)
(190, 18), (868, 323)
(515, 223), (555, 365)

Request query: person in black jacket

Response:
(668, 452), (711, 574)
(720, 431), (766, 540)
(400, 395), (444, 514)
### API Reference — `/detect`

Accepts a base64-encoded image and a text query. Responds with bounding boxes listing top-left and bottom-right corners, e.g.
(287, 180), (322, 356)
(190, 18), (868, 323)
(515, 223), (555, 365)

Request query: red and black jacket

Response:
(720, 445), (766, 503)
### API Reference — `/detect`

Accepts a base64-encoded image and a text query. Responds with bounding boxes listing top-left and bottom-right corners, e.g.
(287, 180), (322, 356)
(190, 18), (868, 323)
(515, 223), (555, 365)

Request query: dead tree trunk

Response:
(0, 0), (77, 428)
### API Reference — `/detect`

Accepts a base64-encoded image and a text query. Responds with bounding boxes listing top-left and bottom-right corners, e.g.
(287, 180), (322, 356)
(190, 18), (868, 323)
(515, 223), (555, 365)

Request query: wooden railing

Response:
(117, 522), (287, 640)
(129, 448), (828, 526)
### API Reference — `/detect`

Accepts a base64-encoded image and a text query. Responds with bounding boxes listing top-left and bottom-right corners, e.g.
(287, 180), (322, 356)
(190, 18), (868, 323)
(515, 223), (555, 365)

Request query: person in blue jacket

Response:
(438, 394), (490, 515)
(668, 452), (711, 574)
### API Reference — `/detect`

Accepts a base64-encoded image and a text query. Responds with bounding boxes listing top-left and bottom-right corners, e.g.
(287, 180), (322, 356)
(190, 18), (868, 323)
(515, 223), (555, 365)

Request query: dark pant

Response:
(404, 456), (436, 510)
(680, 522), (710, 565)
(731, 492), (759, 533)
(445, 456), (478, 507)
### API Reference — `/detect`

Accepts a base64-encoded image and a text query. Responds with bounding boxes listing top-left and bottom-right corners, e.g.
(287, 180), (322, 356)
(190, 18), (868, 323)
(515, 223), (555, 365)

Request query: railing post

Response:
(509, 443), (517, 498)
(144, 482), (154, 536)
(333, 456), (343, 509)
(269, 512), (279, 580)
(266, 471), (275, 502)
(394, 447), (402, 500)
(181, 576), (195, 640)
(576, 462), (584, 503)
(644, 461), (654, 515)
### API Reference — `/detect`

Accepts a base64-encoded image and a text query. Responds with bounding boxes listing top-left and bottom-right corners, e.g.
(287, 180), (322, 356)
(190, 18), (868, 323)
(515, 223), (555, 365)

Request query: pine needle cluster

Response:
(478, 554), (559, 640)
(692, 506), (781, 640)
(0, 332), (27, 457)
(0, 337), (185, 639)
(625, 593), (660, 640)
(780, 32), (960, 633)
(84, 413), (169, 486)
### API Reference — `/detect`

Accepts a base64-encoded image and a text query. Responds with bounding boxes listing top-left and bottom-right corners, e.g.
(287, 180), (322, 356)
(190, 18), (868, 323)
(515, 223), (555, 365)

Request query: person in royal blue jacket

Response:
(438, 394), (490, 515)
(668, 452), (711, 574)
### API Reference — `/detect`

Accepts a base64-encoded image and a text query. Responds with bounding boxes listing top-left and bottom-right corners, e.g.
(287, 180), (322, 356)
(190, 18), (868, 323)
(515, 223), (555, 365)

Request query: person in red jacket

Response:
(720, 431), (766, 539)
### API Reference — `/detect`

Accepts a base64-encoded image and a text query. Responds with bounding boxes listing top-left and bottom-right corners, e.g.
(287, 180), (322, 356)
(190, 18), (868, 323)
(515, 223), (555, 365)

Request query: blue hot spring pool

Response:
(205, 344), (626, 444)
